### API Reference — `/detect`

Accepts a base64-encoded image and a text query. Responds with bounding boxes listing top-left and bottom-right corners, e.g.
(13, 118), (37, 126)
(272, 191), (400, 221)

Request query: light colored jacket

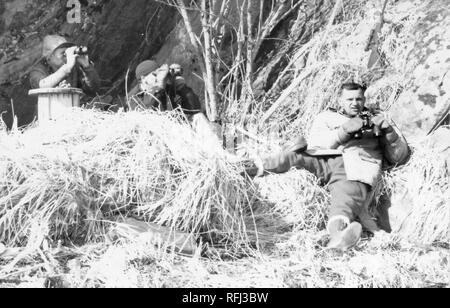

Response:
(308, 110), (410, 187)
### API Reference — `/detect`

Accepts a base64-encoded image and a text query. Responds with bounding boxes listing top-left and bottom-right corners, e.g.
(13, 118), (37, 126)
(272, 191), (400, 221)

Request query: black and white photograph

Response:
(0, 0), (448, 291)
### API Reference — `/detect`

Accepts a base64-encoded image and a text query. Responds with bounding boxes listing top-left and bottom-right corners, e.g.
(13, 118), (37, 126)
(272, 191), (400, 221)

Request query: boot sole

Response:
(327, 222), (362, 251)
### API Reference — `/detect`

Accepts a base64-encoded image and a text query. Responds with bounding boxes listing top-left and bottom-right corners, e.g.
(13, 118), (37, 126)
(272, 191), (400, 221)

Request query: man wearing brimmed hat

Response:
(29, 35), (100, 96)
(129, 60), (203, 116)
(244, 82), (410, 251)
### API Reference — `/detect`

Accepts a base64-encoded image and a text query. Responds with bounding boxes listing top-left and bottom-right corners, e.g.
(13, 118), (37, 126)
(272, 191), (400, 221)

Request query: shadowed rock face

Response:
(0, 0), (179, 127)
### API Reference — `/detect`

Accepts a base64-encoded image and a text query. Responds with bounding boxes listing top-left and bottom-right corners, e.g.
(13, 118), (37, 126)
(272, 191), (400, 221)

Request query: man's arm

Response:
(37, 46), (80, 89)
(372, 115), (410, 166)
(381, 125), (410, 166)
(146, 90), (166, 110)
(129, 87), (166, 111)
(79, 64), (101, 96)
(179, 86), (202, 114)
(29, 67), (47, 89)
(33, 65), (72, 89)
(308, 113), (364, 149)
(174, 77), (202, 114)
(308, 114), (341, 149)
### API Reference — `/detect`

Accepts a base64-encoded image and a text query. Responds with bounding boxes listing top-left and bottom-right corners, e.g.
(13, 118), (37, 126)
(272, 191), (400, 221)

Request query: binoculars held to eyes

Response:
(353, 110), (383, 139)
(169, 65), (183, 77)
(74, 46), (89, 56)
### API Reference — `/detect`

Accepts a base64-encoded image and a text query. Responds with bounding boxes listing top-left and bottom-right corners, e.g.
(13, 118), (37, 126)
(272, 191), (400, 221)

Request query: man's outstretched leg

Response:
(242, 150), (369, 251)
(327, 180), (371, 251)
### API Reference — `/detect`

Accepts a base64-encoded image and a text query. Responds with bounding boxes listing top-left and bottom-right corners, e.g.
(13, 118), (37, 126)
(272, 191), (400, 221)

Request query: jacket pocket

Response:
(358, 151), (382, 165)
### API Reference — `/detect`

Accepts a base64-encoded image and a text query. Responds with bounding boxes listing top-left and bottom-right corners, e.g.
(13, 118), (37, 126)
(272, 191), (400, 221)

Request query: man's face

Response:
(47, 47), (67, 69)
(339, 88), (365, 117)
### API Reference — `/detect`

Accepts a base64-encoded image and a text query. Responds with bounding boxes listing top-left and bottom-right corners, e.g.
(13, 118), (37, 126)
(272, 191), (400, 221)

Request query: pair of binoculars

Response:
(169, 65), (183, 77)
(74, 46), (89, 56)
(353, 110), (382, 139)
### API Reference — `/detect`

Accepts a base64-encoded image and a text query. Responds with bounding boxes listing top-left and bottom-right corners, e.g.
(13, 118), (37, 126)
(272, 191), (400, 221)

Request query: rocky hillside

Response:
(0, 0), (338, 124)
(386, 0), (450, 138)
(0, 0), (449, 137)
(0, 0), (448, 289)
(0, 0), (180, 127)
(257, 0), (449, 143)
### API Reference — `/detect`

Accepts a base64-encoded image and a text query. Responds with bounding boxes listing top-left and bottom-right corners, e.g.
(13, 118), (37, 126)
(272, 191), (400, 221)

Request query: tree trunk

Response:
(201, 0), (219, 121)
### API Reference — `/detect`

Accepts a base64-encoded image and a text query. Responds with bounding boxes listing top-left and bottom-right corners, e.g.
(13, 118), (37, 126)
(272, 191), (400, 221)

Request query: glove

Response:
(338, 117), (364, 144)
(371, 114), (392, 131)
(372, 114), (400, 143)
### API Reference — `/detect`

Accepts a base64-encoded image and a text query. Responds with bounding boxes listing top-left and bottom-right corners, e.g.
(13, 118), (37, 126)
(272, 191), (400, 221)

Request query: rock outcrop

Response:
(388, 0), (450, 139)
(0, 0), (448, 137)
(0, 0), (179, 127)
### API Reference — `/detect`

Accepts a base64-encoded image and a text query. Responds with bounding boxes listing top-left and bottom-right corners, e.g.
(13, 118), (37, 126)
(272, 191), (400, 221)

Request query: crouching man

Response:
(245, 82), (410, 251)
(129, 60), (222, 142)
(129, 60), (203, 118)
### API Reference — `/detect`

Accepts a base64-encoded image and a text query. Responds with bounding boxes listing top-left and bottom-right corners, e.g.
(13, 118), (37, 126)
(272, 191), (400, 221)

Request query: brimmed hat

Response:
(42, 35), (76, 59)
(136, 60), (159, 79)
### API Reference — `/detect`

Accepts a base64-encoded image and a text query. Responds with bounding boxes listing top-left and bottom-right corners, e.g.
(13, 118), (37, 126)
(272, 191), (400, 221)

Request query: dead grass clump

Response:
(0, 109), (257, 252)
(383, 129), (450, 246)
(255, 169), (329, 232)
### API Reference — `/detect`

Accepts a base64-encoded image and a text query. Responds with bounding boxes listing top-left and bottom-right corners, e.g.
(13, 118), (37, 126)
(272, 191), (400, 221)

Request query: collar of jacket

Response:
(328, 107), (350, 117)
(40, 58), (55, 74)
(330, 106), (370, 118)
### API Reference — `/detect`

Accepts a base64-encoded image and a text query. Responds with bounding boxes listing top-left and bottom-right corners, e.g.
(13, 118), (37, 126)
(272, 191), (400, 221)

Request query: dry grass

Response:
(0, 0), (448, 288)
(0, 110), (262, 256)
(235, 0), (422, 149)
(255, 169), (329, 233)
(0, 111), (448, 287)
(1, 228), (447, 288)
(383, 135), (450, 246)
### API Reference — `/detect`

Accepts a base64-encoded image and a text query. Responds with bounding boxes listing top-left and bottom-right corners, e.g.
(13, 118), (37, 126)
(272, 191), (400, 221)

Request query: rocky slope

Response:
(387, 0), (450, 138)
(0, 0), (448, 289)
(0, 0), (449, 137)
(0, 0), (179, 127)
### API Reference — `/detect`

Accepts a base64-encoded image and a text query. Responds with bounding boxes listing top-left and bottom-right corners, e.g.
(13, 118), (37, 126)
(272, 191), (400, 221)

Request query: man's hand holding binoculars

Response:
(338, 111), (392, 144)
(371, 113), (393, 133)
(64, 46), (91, 73)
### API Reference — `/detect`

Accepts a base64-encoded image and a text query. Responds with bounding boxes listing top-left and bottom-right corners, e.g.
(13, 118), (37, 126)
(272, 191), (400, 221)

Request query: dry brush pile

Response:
(0, 0), (448, 287)
(0, 110), (267, 253)
(0, 108), (447, 287)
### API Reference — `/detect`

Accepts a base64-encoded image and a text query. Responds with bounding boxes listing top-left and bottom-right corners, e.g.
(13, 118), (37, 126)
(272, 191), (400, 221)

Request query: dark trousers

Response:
(263, 153), (371, 221)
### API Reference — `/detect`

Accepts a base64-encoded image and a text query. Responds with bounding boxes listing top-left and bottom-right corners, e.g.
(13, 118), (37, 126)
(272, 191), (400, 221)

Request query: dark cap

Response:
(54, 42), (77, 50)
